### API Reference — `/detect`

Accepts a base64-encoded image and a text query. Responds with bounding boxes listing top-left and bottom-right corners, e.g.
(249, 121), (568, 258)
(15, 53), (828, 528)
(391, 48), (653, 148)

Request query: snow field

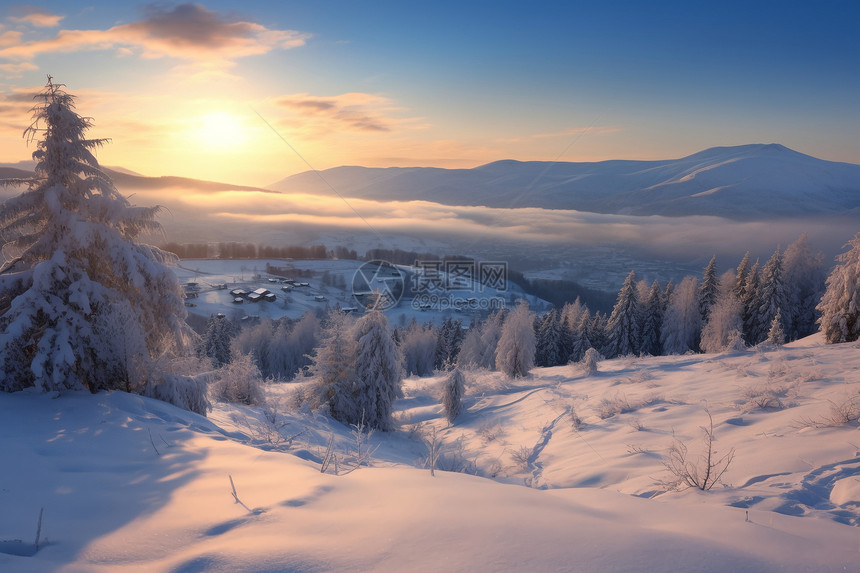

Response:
(3, 334), (860, 570)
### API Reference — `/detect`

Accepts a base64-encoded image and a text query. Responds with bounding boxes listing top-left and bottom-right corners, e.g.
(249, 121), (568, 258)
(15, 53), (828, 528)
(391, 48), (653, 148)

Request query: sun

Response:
(192, 112), (250, 152)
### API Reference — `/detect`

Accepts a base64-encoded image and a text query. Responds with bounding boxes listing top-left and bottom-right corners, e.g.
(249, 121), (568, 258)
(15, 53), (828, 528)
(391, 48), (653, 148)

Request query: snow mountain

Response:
(269, 144), (860, 219)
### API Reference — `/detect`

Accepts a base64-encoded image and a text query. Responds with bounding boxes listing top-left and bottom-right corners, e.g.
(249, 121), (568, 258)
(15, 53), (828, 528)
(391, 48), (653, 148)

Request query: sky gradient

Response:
(0, 1), (858, 187)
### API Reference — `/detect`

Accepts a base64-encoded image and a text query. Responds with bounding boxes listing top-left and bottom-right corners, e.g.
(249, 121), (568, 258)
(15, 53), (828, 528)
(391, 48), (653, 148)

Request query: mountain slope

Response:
(269, 144), (860, 219)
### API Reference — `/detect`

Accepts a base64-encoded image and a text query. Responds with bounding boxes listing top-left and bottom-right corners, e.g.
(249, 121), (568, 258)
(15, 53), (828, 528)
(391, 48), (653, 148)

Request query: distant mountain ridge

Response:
(269, 144), (860, 219)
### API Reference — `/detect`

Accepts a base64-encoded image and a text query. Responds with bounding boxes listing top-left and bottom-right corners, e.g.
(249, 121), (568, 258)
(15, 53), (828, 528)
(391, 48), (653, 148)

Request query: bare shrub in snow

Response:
(740, 384), (788, 412)
(796, 394), (860, 428)
(662, 409), (735, 491)
(477, 421), (506, 444)
(597, 392), (634, 419)
(211, 353), (266, 406)
(510, 445), (533, 471)
(145, 373), (211, 416)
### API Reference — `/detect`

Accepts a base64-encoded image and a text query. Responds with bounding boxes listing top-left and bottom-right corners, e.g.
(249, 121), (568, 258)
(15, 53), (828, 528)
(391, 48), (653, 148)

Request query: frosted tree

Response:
(307, 310), (357, 418)
(782, 234), (825, 340)
(441, 367), (466, 423)
(535, 308), (564, 366)
(200, 314), (234, 368)
(265, 313), (319, 380)
(458, 309), (505, 370)
(734, 252), (751, 300)
(817, 233), (860, 344)
(351, 311), (402, 430)
(740, 260), (761, 343)
(700, 272), (745, 353)
(605, 270), (641, 358)
(495, 301), (535, 378)
(580, 347), (602, 376)
(569, 308), (593, 362)
(434, 317), (464, 370)
(640, 280), (664, 356)
(751, 248), (788, 346)
(401, 322), (436, 376)
(0, 78), (192, 394)
(699, 256), (719, 323)
(767, 308), (785, 346)
(661, 276), (701, 354)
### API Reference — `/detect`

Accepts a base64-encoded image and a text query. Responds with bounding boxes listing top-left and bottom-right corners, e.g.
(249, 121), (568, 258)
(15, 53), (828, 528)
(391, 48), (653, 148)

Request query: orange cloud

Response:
(8, 5), (63, 28)
(0, 3), (309, 62)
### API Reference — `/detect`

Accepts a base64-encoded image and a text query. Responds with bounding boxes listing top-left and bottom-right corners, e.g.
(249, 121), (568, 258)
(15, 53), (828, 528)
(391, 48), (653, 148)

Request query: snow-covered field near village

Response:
(3, 334), (860, 572)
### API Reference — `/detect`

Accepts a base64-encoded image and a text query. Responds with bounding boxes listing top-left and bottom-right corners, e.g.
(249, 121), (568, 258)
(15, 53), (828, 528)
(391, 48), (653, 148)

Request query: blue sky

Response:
(0, 1), (857, 185)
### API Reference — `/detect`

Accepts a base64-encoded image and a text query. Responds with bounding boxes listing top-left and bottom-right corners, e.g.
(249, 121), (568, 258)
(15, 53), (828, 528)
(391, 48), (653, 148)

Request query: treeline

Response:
(161, 242), (358, 261)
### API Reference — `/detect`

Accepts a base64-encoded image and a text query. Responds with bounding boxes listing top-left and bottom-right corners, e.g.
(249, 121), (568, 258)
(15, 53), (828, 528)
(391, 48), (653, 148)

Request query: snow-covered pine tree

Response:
(352, 311), (402, 430)
(767, 307), (785, 346)
(434, 317), (464, 370)
(535, 308), (564, 366)
(569, 307), (593, 362)
(700, 271), (745, 353)
(817, 232), (860, 344)
(640, 280), (664, 356)
(605, 270), (641, 358)
(495, 300), (535, 378)
(660, 276), (701, 354)
(307, 310), (357, 418)
(734, 252), (751, 300)
(783, 234), (825, 341)
(740, 260), (761, 343)
(441, 367), (465, 423)
(200, 313), (234, 368)
(699, 256), (719, 323)
(0, 78), (192, 393)
(752, 248), (788, 346)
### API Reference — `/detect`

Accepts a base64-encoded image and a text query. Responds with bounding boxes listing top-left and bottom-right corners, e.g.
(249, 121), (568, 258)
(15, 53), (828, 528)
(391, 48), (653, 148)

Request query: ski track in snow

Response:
(528, 406), (570, 489)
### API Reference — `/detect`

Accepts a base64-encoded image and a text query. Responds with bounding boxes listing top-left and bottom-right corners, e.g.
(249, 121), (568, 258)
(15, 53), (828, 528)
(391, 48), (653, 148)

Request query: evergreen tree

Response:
(535, 308), (564, 366)
(817, 233), (860, 344)
(495, 301), (535, 378)
(700, 272), (745, 353)
(783, 234), (825, 340)
(434, 317), (464, 370)
(699, 256), (719, 323)
(661, 276), (701, 354)
(640, 280), (664, 356)
(569, 308), (593, 362)
(308, 310), (356, 417)
(752, 248), (788, 346)
(767, 308), (785, 346)
(352, 311), (402, 430)
(605, 270), (641, 358)
(441, 367), (466, 423)
(0, 78), (192, 393)
(200, 314), (234, 368)
(734, 252), (751, 300)
(741, 260), (761, 343)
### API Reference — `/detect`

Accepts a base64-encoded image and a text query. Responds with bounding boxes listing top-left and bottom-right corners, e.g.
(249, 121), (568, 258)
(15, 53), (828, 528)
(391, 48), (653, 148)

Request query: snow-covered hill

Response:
(3, 336), (860, 571)
(269, 144), (860, 219)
